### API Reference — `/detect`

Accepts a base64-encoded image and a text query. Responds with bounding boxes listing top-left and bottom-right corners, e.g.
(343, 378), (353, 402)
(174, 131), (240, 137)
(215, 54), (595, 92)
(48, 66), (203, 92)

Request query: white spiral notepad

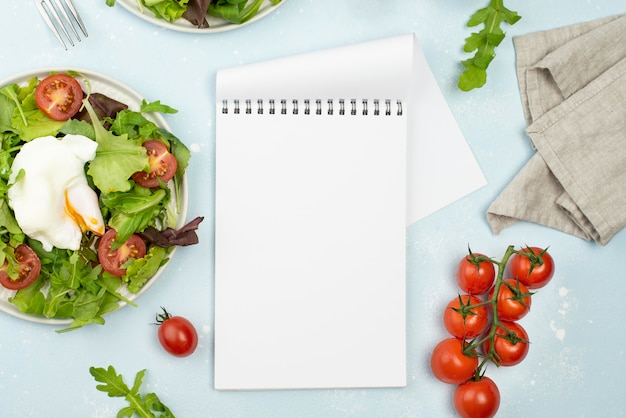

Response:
(214, 34), (486, 390)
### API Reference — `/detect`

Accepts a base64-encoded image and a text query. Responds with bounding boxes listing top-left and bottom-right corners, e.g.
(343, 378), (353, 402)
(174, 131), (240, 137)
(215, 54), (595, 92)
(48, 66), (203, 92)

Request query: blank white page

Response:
(214, 99), (407, 390)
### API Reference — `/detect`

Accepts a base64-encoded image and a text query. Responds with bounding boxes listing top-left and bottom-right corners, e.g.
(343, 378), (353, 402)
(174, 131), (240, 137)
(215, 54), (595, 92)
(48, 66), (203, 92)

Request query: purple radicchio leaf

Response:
(140, 216), (204, 248)
(183, 0), (211, 28)
(74, 92), (128, 128)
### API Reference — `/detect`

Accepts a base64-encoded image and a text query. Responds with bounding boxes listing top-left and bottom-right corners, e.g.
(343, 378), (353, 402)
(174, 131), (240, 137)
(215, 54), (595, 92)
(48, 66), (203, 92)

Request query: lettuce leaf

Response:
(84, 98), (149, 193)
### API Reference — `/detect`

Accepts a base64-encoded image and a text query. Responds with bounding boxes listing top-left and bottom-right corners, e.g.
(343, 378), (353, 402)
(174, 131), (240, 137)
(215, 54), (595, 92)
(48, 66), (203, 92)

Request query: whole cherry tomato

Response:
(454, 376), (500, 418)
(443, 294), (489, 339)
(431, 338), (478, 384)
(483, 321), (529, 367)
(456, 252), (496, 295)
(509, 246), (554, 289)
(156, 307), (198, 357)
(488, 278), (532, 321)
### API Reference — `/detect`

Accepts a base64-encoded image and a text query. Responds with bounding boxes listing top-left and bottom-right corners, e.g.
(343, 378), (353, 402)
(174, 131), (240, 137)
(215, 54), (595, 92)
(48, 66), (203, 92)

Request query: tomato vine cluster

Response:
(430, 245), (555, 418)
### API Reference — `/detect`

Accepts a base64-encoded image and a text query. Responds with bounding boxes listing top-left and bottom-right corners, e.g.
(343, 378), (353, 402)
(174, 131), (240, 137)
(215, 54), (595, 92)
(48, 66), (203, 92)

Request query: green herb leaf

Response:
(90, 366), (176, 418)
(458, 0), (521, 91)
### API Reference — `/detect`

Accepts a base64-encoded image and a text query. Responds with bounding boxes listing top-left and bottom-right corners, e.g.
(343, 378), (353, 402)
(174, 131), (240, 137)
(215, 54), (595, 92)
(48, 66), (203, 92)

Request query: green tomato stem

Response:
(465, 245), (519, 373)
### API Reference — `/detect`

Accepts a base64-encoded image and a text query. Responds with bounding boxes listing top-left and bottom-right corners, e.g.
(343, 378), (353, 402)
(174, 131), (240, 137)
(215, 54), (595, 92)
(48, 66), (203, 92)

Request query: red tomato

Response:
(34, 74), (83, 121)
(131, 140), (178, 188)
(488, 278), (532, 321)
(509, 246), (554, 289)
(0, 244), (41, 290)
(443, 295), (489, 339)
(97, 229), (147, 277)
(456, 252), (495, 295)
(430, 338), (478, 384)
(483, 321), (529, 367)
(454, 376), (500, 418)
(157, 308), (198, 357)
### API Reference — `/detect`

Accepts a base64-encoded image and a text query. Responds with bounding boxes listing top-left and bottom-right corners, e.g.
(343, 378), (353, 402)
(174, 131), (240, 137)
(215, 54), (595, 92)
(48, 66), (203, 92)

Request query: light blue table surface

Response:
(1, 1), (625, 417)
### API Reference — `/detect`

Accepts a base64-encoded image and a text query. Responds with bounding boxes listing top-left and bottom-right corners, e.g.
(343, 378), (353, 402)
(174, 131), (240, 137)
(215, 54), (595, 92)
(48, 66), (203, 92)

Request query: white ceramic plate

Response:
(0, 67), (188, 325)
(116, 0), (283, 33)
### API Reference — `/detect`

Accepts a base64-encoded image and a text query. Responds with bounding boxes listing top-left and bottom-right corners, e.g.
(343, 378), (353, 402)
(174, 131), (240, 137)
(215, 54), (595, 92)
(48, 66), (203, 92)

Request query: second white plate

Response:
(115, 0), (284, 34)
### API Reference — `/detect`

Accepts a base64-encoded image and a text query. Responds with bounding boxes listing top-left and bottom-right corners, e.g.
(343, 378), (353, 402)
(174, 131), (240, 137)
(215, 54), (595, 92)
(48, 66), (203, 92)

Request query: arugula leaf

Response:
(140, 99), (178, 115)
(458, 0), (521, 91)
(83, 98), (149, 193)
(90, 365), (176, 418)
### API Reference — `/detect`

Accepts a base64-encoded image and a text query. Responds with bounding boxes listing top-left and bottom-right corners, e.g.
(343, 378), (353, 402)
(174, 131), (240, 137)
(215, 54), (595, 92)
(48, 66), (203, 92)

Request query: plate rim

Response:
(0, 67), (189, 326)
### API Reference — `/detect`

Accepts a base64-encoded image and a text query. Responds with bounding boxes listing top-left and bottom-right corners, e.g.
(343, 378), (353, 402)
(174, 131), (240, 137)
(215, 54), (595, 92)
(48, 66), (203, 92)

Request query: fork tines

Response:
(36, 0), (88, 50)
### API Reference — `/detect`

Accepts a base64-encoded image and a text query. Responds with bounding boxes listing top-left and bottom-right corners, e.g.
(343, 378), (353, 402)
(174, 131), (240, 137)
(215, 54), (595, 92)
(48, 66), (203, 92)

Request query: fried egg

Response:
(8, 134), (105, 251)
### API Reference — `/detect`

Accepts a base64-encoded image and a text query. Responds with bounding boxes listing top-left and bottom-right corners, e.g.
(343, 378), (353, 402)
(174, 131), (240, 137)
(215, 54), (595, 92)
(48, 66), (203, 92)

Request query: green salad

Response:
(0, 71), (201, 332)
(106, 0), (283, 29)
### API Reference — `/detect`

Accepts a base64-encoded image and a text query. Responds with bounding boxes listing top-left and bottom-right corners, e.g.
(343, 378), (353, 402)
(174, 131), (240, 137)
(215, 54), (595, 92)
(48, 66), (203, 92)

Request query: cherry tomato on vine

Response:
(34, 74), (83, 121)
(156, 307), (198, 357)
(131, 140), (178, 188)
(430, 338), (478, 384)
(483, 321), (529, 366)
(97, 229), (147, 277)
(509, 246), (554, 289)
(488, 278), (532, 321)
(454, 376), (500, 418)
(456, 252), (496, 295)
(443, 295), (489, 339)
(0, 244), (41, 290)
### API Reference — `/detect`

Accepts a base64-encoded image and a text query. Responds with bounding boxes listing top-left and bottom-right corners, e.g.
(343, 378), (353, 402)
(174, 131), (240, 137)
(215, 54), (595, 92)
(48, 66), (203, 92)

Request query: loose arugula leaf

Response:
(83, 98), (149, 193)
(458, 0), (521, 91)
(90, 366), (176, 418)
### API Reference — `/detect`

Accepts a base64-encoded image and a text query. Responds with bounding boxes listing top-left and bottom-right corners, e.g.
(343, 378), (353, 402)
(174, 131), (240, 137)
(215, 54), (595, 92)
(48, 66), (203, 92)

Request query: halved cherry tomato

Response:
(509, 246), (554, 289)
(34, 74), (83, 121)
(483, 321), (529, 367)
(488, 278), (532, 321)
(443, 294), (489, 339)
(431, 338), (478, 384)
(454, 376), (500, 418)
(97, 229), (147, 277)
(456, 252), (496, 295)
(0, 244), (41, 290)
(131, 140), (178, 188)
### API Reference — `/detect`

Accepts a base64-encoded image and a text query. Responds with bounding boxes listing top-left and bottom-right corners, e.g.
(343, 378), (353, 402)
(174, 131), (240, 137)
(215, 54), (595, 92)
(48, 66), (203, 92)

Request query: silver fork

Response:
(35, 0), (88, 50)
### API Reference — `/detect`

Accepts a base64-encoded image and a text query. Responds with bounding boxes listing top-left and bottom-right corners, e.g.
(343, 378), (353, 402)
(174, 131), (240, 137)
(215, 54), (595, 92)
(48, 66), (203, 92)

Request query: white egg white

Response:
(8, 134), (105, 251)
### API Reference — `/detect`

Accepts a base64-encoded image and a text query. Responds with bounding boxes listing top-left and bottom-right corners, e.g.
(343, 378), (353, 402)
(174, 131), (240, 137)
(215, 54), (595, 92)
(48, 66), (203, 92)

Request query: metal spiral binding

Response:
(221, 99), (403, 116)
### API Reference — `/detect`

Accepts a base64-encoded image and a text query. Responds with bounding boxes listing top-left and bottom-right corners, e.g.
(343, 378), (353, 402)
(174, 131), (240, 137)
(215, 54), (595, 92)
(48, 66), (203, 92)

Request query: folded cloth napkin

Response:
(487, 14), (626, 246)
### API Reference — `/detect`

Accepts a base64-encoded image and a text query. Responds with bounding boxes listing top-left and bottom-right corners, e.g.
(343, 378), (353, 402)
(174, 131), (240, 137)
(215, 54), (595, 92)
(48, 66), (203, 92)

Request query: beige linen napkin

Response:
(487, 14), (626, 245)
